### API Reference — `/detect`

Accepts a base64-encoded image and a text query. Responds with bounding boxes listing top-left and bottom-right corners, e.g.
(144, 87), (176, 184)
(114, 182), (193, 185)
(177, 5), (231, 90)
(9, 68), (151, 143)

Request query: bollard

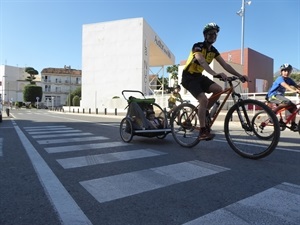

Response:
(6, 108), (10, 117)
(89, 108), (91, 114)
(77, 108), (79, 113)
(96, 108), (98, 114)
(115, 108), (117, 115)
(83, 108), (85, 114)
(104, 108), (107, 115)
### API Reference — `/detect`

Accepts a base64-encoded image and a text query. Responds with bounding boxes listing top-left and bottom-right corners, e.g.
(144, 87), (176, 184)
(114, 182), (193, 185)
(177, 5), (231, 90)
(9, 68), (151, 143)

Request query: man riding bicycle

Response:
(181, 22), (248, 141)
(266, 63), (300, 131)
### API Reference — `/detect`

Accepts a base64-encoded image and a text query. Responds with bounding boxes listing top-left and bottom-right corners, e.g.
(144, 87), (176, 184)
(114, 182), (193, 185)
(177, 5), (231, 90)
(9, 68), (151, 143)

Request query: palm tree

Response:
(166, 64), (179, 86)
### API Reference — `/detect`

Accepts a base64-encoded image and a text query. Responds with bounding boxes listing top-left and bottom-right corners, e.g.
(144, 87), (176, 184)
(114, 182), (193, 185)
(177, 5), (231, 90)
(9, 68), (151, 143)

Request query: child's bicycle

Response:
(252, 101), (300, 136)
(170, 76), (281, 160)
(162, 99), (191, 120)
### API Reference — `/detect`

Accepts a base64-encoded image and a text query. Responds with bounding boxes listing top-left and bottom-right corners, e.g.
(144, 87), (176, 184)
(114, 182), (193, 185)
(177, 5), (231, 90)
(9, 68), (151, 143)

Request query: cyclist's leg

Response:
(207, 83), (222, 109)
(167, 102), (174, 118)
(272, 95), (297, 123)
(196, 92), (208, 128)
(182, 74), (214, 140)
(195, 78), (217, 140)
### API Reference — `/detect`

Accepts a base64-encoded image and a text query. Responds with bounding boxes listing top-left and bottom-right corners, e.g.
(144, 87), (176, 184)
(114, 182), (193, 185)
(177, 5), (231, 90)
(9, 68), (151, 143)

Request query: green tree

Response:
(290, 73), (300, 83)
(25, 67), (39, 84)
(157, 76), (169, 91)
(73, 87), (81, 97)
(66, 87), (81, 106)
(166, 64), (179, 86)
(72, 95), (80, 106)
(23, 85), (43, 105)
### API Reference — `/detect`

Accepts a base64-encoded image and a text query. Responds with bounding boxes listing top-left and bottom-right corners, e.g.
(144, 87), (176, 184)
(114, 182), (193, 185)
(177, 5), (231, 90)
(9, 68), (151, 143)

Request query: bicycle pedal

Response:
(205, 134), (215, 141)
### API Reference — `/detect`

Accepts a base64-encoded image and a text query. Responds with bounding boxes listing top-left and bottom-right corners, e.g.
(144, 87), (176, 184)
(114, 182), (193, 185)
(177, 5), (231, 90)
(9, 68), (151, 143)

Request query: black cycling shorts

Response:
(181, 71), (215, 98)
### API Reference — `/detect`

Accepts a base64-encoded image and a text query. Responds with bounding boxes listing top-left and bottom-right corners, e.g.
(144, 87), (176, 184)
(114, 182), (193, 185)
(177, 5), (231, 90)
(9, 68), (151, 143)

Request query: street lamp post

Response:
(237, 0), (251, 65)
(7, 81), (9, 107)
(1, 75), (6, 106)
(51, 96), (54, 111)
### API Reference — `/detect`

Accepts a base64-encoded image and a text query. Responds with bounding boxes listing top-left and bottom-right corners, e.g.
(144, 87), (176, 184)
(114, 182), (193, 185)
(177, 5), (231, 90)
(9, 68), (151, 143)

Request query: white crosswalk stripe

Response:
(37, 136), (109, 145)
(28, 129), (81, 135)
(57, 149), (167, 169)
(80, 160), (230, 203)
(44, 141), (129, 153)
(32, 132), (93, 139)
(183, 182), (300, 225)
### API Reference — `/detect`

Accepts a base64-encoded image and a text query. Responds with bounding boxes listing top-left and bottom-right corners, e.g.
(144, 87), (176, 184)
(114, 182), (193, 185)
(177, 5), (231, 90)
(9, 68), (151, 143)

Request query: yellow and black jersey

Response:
(183, 41), (220, 74)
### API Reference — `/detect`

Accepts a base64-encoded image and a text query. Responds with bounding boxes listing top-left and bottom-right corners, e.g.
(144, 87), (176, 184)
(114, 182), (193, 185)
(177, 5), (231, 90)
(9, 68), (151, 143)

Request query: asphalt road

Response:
(0, 108), (299, 225)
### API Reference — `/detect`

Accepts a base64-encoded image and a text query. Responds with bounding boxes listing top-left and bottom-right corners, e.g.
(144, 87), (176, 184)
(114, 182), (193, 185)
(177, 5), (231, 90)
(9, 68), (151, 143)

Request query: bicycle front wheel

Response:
(171, 103), (200, 148)
(224, 99), (280, 159)
(120, 117), (133, 143)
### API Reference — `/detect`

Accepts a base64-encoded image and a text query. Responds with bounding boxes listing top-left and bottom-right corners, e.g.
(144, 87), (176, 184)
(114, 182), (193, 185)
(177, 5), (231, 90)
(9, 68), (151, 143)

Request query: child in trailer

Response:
(146, 110), (162, 129)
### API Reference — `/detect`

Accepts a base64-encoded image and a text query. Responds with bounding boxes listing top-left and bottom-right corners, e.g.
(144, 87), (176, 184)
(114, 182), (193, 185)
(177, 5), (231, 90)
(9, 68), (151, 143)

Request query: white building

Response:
(0, 65), (81, 108)
(0, 65), (40, 105)
(81, 17), (175, 111)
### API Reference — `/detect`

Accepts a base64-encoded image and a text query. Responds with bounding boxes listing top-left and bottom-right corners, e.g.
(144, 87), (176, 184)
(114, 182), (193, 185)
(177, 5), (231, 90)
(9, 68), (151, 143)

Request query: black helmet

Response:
(280, 63), (292, 72)
(203, 22), (220, 34)
(176, 85), (181, 89)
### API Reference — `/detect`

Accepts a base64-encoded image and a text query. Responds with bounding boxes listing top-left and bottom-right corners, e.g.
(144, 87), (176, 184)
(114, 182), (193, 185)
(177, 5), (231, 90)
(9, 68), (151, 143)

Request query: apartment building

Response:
(41, 66), (81, 107)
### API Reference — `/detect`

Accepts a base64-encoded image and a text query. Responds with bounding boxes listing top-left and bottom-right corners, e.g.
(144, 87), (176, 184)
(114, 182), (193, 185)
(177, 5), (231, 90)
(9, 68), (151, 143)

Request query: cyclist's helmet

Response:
(280, 63), (293, 72)
(203, 22), (220, 35)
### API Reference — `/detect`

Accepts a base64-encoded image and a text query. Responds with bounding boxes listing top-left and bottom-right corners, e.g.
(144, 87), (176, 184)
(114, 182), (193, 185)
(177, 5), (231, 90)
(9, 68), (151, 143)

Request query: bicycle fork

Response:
(233, 98), (253, 132)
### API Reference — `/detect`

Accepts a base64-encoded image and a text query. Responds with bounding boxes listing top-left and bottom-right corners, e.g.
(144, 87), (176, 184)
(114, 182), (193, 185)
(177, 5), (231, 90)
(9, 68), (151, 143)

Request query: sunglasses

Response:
(207, 31), (218, 36)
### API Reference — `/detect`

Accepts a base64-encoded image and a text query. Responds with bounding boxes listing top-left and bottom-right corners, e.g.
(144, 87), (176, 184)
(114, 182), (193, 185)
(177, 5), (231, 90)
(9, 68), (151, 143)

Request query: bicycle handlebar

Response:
(216, 75), (248, 83)
(180, 100), (190, 103)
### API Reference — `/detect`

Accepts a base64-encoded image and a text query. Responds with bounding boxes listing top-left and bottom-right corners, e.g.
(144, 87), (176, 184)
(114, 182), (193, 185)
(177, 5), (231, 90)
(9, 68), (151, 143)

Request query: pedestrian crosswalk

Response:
(22, 125), (300, 225)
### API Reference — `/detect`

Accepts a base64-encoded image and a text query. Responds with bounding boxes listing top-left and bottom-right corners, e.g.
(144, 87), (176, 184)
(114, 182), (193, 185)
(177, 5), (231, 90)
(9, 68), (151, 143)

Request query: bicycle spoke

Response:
(224, 99), (280, 159)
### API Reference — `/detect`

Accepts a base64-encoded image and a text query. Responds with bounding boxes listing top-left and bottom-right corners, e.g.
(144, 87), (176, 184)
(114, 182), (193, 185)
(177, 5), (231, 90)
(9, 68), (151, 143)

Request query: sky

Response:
(0, 0), (299, 75)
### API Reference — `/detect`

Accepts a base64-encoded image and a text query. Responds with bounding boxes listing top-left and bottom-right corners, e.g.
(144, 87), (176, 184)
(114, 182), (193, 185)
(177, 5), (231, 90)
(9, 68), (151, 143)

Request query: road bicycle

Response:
(252, 101), (300, 137)
(170, 76), (281, 160)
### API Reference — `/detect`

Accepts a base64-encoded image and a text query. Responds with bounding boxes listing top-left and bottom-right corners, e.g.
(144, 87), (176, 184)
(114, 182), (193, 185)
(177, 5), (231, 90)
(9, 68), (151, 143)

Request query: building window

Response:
(45, 85), (51, 92)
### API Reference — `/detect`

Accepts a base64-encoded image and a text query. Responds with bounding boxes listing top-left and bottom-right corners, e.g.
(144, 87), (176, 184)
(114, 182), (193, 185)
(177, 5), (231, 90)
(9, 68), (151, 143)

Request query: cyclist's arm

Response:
(194, 52), (219, 76)
(177, 94), (183, 102)
(215, 55), (247, 80)
(281, 82), (300, 94)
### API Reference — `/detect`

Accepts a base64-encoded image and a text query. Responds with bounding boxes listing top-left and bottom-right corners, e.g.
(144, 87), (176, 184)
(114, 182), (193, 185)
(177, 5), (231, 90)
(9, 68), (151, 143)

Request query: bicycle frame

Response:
(208, 85), (233, 126)
(275, 102), (300, 127)
(205, 79), (242, 127)
(176, 78), (244, 129)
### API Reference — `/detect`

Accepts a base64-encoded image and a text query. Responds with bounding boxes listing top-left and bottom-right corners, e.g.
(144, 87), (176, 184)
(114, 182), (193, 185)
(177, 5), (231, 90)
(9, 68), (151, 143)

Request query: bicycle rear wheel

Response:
(224, 99), (280, 159)
(251, 111), (275, 140)
(171, 103), (200, 148)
